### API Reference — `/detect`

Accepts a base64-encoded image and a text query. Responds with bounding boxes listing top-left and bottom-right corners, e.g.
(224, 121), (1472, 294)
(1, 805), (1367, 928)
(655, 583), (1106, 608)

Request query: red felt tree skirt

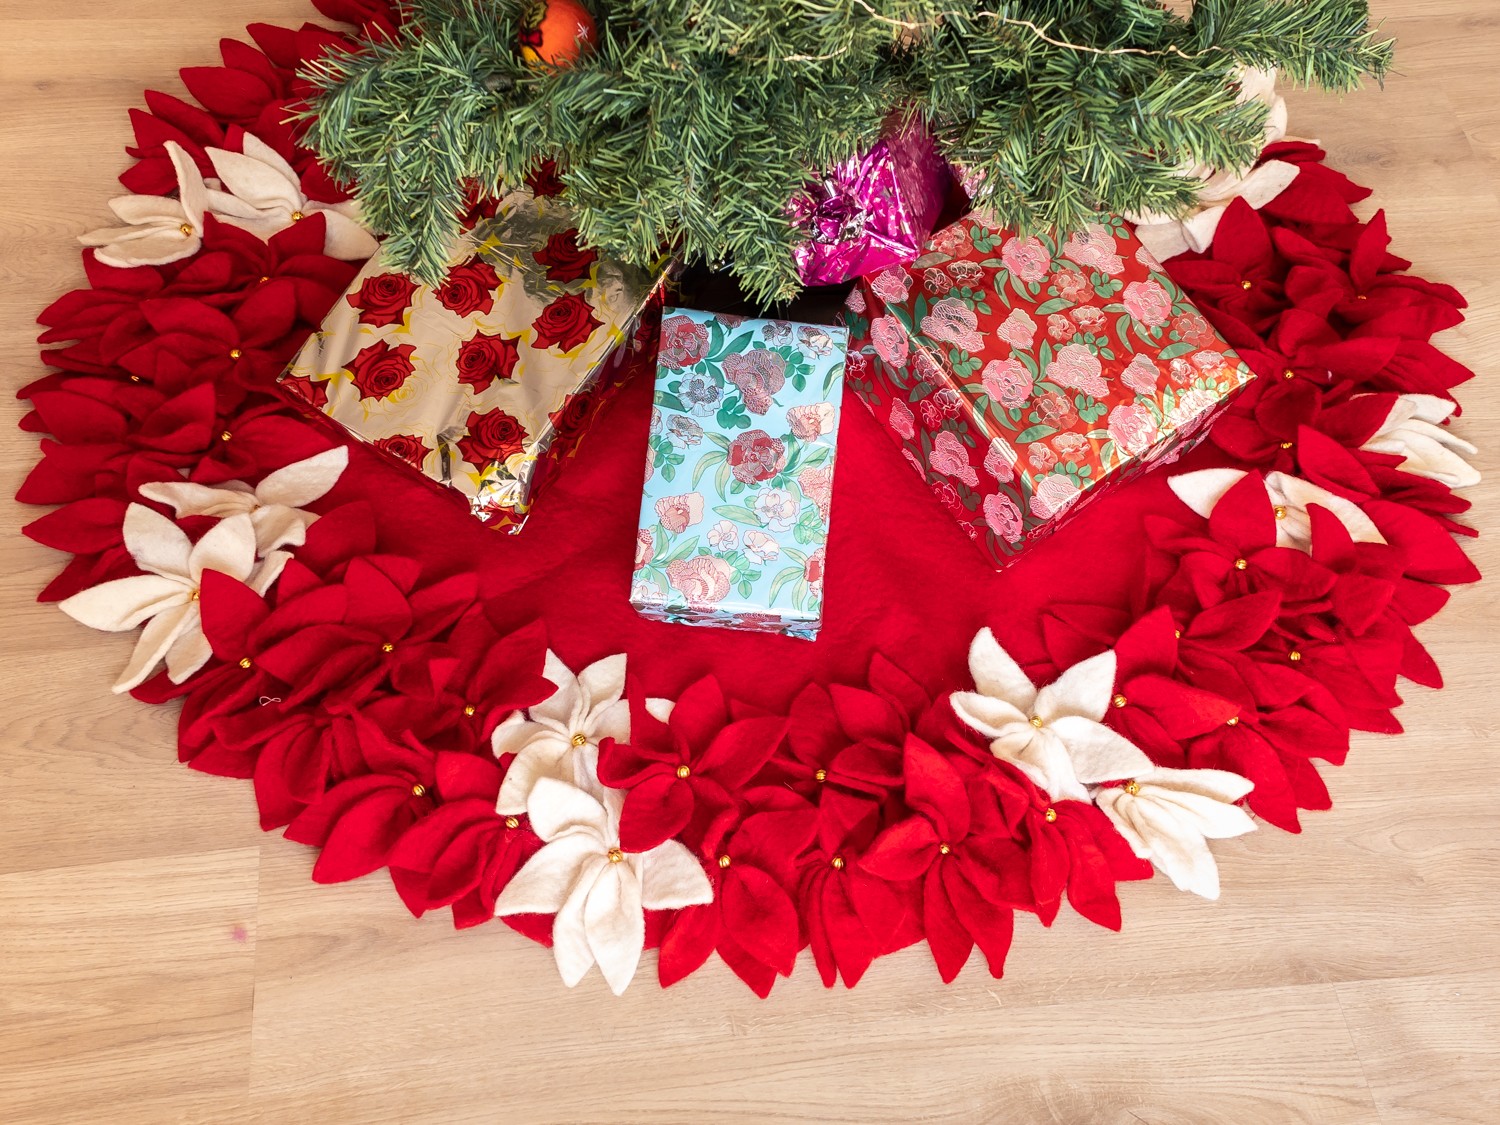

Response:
(18, 0), (1482, 996)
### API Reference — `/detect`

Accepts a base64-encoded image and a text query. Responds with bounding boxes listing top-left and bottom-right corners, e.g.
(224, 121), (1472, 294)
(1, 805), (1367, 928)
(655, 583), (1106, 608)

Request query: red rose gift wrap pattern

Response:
(281, 189), (665, 529)
(843, 214), (1256, 567)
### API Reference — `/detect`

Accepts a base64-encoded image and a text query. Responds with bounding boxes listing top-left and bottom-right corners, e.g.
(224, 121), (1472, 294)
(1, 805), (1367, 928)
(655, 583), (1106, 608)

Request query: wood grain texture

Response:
(1, 2), (1497, 1122)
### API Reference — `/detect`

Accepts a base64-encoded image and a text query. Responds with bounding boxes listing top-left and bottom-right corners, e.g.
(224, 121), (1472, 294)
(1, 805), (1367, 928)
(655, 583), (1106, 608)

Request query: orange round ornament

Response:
(519, 0), (597, 67)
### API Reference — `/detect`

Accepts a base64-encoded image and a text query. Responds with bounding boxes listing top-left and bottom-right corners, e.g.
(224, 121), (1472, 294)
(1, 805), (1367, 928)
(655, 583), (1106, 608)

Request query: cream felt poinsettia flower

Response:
(1169, 467), (1386, 551)
(1128, 68), (1301, 261)
(1359, 393), (1480, 489)
(950, 628), (1152, 802)
(204, 134), (377, 260)
(1093, 768), (1257, 900)
(493, 652), (631, 814)
(494, 778), (713, 995)
(139, 447), (349, 555)
(76, 141), (232, 267)
(58, 505), (288, 692)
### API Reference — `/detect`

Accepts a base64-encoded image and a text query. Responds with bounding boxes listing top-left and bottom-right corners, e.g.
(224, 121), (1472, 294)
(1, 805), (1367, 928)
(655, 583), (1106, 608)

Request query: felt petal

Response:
(188, 513), (258, 584)
(1035, 649), (1116, 722)
(577, 654), (628, 725)
(208, 145), (302, 211)
(496, 740), (568, 814)
(123, 503), (192, 578)
(989, 727), (1087, 803)
(59, 573), (189, 632)
(90, 231), (201, 268)
(246, 551), (290, 595)
(317, 207), (382, 260)
(551, 857), (606, 988)
(525, 776), (610, 843)
(1141, 766), (1255, 805)
(255, 446), (349, 507)
(166, 140), (207, 228)
(1169, 467), (1249, 519)
(1046, 716), (1153, 785)
(966, 628), (1038, 711)
(249, 507), (315, 554)
(105, 195), (184, 224)
(113, 601), (194, 692)
(586, 862), (646, 995)
(640, 840), (714, 910)
(950, 691), (1029, 739)
(1266, 473), (1387, 547)
(494, 834), (601, 916)
(139, 480), (257, 518)
(528, 651), (585, 728)
(163, 613), (213, 684)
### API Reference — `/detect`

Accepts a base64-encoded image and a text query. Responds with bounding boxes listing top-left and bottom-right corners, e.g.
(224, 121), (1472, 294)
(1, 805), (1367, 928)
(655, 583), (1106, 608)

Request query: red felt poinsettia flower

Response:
(187, 400), (336, 485)
(797, 786), (915, 988)
(657, 788), (818, 996)
(188, 214), (361, 323)
(597, 676), (789, 853)
(252, 555), (476, 709)
(119, 89), (229, 195)
(179, 38), (290, 132)
(285, 716), (441, 883)
(1255, 142), (1370, 228)
(17, 379), (215, 507)
(860, 736), (1030, 982)
(1167, 198), (1292, 333)
(386, 751), (544, 930)
(1183, 653), (1350, 831)
(1072, 608), (1242, 765)
(1150, 473), (1336, 616)
(1277, 212), (1466, 336)
(104, 294), (304, 413)
(386, 607), (554, 752)
(771, 654), (930, 801)
(35, 254), (177, 376)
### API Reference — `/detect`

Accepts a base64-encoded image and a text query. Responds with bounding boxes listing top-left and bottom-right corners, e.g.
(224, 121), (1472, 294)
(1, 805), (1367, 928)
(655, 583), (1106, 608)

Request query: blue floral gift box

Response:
(631, 309), (848, 640)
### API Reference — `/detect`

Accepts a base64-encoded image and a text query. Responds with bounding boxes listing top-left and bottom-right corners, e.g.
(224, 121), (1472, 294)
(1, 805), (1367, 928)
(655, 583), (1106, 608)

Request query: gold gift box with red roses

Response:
(842, 212), (1256, 568)
(281, 189), (666, 529)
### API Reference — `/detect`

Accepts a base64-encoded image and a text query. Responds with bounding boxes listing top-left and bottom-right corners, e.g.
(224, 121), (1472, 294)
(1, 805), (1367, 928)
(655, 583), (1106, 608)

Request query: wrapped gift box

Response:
(280, 189), (667, 530)
(842, 212), (1255, 568)
(632, 309), (847, 640)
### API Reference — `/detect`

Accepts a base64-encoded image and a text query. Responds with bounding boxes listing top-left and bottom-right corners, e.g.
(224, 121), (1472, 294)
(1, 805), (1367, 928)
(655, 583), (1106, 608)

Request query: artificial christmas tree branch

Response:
(301, 0), (1391, 303)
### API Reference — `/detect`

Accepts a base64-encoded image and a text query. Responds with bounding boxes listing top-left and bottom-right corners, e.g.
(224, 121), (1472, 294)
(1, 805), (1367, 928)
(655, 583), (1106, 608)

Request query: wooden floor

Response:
(2, 2), (1498, 1122)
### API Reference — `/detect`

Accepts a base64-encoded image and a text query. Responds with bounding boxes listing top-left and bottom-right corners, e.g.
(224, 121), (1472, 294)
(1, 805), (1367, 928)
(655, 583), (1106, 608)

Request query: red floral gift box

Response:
(842, 213), (1255, 567)
(281, 188), (667, 530)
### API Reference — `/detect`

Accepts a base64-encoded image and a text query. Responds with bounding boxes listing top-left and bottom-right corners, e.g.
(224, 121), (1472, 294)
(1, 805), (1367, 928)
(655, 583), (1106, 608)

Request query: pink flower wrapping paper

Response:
(842, 212), (1256, 568)
(280, 188), (667, 530)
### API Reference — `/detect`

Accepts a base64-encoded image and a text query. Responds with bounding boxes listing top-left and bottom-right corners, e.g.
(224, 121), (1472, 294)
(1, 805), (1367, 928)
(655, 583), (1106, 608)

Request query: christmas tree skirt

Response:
(19, 2), (1481, 997)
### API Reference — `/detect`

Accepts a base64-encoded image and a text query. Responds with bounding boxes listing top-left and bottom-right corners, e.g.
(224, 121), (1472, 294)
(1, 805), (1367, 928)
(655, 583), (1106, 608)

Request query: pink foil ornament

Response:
(790, 121), (951, 288)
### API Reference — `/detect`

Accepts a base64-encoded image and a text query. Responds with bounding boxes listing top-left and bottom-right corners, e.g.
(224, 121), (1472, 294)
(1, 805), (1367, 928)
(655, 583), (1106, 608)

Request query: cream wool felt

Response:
(494, 778), (714, 995)
(1094, 767), (1257, 900)
(1359, 393), (1481, 489)
(1169, 467), (1388, 550)
(1128, 68), (1301, 262)
(139, 447), (350, 555)
(203, 134), (378, 261)
(77, 141), (225, 267)
(950, 628), (1152, 802)
(58, 506), (288, 692)
(494, 651), (632, 814)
